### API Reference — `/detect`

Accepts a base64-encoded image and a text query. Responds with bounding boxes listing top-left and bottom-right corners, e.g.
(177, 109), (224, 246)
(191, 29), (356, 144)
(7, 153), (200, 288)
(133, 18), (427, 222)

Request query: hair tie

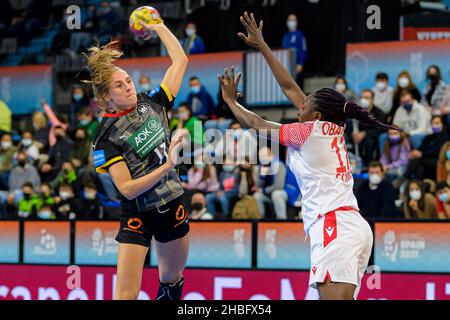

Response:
(343, 102), (348, 113)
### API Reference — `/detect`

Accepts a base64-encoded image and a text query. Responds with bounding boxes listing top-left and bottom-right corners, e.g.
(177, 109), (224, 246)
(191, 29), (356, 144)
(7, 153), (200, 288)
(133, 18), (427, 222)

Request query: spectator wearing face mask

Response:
(400, 116), (449, 183)
(40, 125), (74, 183)
(138, 75), (152, 93)
(55, 161), (78, 192)
(39, 183), (56, 211)
(31, 111), (49, 147)
(18, 130), (40, 163)
(380, 129), (410, 179)
(205, 159), (240, 218)
(0, 133), (18, 190)
(96, 1), (121, 41)
(350, 89), (385, 166)
(70, 86), (90, 125)
(253, 147), (288, 219)
(214, 121), (258, 162)
(55, 183), (78, 220)
(17, 182), (42, 219)
(71, 128), (90, 170)
(8, 151), (41, 193)
(392, 89), (431, 149)
(390, 71), (421, 122)
(36, 205), (56, 220)
(181, 22), (205, 55)
(186, 76), (216, 121)
(355, 161), (397, 218)
(170, 103), (203, 147)
(333, 76), (355, 101)
(437, 141), (450, 186)
(182, 156), (219, 193)
(76, 107), (98, 142)
(372, 72), (394, 115)
(422, 65), (447, 114)
(403, 180), (437, 219)
(282, 13), (307, 88)
(77, 183), (104, 219)
(189, 192), (213, 220)
(436, 181), (450, 219)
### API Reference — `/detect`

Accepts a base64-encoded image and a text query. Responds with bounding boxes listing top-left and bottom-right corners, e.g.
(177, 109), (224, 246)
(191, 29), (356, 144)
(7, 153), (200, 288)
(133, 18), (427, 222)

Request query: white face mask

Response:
(1, 141), (12, 149)
(186, 28), (196, 37)
(85, 192), (96, 200)
(409, 190), (422, 201)
(376, 81), (387, 91)
(335, 83), (346, 92)
(369, 174), (382, 185)
(287, 20), (297, 32)
(59, 191), (73, 201)
(398, 77), (409, 88)
(360, 98), (370, 109)
(22, 139), (32, 147)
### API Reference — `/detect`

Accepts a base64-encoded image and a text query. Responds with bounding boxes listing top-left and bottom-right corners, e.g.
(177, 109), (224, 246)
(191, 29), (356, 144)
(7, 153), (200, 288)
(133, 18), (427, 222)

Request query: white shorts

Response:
(308, 207), (373, 299)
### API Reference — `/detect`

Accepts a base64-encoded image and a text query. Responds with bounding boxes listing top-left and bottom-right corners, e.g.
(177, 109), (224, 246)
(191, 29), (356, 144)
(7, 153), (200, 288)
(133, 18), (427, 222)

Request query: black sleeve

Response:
(93, 137), (124, 174)
(381, 181), (397, 217)
(145, 83), (175, 110)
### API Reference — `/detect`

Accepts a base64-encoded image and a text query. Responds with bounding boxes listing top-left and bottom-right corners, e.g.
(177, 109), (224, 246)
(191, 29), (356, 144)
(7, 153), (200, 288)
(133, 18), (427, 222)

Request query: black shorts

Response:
(115, 196), (189, 247)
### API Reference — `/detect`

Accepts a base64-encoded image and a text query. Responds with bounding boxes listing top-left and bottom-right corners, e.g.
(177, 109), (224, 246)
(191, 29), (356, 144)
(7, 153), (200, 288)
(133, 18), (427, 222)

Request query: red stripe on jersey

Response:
(323, 211), (337, 248)
(103, 106), (136, 118)
(323, 271), (332, 283)
(279, 121), (314, 149)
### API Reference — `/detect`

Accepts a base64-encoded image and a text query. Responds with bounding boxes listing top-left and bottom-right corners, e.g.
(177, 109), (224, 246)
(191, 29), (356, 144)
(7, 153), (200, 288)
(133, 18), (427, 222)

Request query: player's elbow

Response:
(174, 54), (188, 67)
(118, 183), (137, 200)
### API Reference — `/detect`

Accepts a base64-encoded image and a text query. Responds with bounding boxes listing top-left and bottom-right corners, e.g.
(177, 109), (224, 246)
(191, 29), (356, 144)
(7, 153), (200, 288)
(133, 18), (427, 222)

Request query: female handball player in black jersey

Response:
(218, 12), (400, 300)
(84, 21), (188, 300)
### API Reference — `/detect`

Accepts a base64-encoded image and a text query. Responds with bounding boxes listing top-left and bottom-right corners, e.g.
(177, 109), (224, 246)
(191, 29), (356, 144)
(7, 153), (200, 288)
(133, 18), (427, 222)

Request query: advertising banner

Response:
(0, 265), (449, 300)
(23, 221), (70, 265)
(375, 222), (450, 273)
(0, 221), (19, 263)
(150, 222), (252, 268)
(257, 222), (309, 270)
(75, 222), (119, 265)
(0, 65), (52, 114)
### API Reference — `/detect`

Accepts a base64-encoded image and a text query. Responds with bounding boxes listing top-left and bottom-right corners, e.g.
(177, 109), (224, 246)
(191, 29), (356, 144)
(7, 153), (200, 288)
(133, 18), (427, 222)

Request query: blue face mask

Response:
(439, 192), (448, 203)
(38, 211), (53, 220)
(190, 86), (201, 94)
(140, 84), (151, 91)
(73, 94), (83, 102)
(446, 150), (450, 160)
(432, 125), (443, 134)
(79, 119), (89, 126)
(403, 103), (413, 112)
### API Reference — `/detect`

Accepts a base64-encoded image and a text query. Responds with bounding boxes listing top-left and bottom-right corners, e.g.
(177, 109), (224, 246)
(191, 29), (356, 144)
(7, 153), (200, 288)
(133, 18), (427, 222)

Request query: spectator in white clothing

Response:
(372, 72), (394, 115)
(393, 89), (432, 149)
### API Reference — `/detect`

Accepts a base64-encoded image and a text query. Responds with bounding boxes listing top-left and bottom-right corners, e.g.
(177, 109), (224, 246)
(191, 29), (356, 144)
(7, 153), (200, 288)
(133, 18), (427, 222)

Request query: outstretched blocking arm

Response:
(219, 67), (280, 141)
(238, 12), (306, 109)
(142, 22), (188, 97)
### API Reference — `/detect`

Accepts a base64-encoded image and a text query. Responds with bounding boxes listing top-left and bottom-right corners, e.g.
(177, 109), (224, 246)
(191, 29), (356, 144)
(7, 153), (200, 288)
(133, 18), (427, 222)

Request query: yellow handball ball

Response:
(129, 6), (162, 38)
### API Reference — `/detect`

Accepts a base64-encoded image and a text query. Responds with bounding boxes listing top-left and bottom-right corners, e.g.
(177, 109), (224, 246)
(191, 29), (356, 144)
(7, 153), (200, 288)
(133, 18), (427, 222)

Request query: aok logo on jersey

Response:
(127, 115), (165, 158)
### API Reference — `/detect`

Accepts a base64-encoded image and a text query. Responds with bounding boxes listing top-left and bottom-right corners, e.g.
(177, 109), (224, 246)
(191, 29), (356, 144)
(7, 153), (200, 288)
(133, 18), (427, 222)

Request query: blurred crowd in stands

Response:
(1, 63), (450, 221)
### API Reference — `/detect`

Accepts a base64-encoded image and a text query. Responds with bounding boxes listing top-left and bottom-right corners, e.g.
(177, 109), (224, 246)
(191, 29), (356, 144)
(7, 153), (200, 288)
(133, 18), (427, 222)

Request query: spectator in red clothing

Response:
(436, 181), (450, 219)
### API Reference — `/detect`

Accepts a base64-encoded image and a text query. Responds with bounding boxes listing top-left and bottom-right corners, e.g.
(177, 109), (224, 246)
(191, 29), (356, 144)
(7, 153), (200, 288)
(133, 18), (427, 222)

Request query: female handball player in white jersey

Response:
(219, 12), (399, 300)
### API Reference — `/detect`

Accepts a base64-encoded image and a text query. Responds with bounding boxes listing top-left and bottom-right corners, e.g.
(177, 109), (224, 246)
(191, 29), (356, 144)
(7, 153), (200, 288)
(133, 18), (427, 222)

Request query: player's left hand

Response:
(218, 66), (242, 103)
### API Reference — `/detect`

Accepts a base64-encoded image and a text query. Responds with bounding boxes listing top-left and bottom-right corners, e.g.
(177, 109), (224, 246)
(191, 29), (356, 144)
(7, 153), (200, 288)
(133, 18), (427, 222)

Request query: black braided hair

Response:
(311, 87), (401, 132)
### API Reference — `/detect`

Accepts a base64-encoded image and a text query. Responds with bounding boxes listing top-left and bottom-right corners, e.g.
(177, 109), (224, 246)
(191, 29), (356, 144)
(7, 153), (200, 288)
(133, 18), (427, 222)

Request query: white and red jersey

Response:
(279, 120), (359, 235)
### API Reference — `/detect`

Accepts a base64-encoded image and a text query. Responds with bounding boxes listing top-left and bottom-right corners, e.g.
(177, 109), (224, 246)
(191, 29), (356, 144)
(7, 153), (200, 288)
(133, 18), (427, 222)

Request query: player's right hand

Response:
(167, 135), (183, 169)
(238, 11), (265, 48)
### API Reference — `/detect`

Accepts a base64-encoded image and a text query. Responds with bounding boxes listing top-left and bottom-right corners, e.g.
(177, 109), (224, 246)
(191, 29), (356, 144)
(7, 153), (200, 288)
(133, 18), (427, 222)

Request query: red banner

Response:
(0, 265), (449, 300)
(403, 27), (450, 41)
